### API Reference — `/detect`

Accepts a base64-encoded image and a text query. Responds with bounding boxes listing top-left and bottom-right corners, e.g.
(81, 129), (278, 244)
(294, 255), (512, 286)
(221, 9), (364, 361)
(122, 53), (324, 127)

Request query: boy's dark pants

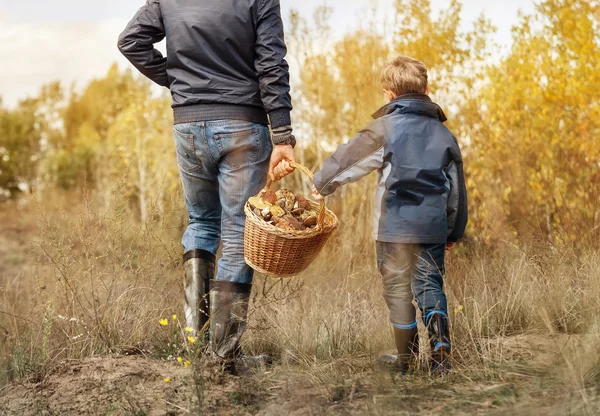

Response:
(376, 242), (450, 364)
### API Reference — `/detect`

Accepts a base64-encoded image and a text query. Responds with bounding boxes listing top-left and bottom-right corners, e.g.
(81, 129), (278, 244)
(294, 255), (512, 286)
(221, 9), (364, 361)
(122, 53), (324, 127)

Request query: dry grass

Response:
(1, 188), (600, 414)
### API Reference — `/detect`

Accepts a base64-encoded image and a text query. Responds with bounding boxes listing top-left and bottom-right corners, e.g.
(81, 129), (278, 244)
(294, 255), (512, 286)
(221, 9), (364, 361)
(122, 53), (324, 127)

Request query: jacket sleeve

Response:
(314, 121), (386, 197)
(255, 0), (292, 130)
(118, 0), (168, 87)
(447, 141), (468, 242)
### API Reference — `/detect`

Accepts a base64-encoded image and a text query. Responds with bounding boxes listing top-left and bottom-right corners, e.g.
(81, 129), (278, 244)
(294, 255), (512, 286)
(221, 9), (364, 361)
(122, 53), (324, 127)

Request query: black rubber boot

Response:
(377, 325), (419, 375)
(427, 312), (451, 376)
(183, 250), (215, 339)
(210, 280), (271, 375)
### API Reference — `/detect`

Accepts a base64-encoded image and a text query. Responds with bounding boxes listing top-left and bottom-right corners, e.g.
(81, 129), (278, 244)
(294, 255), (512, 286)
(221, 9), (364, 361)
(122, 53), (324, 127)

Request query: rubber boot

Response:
(377, 324), (419, 375)
(210, 280), (271, 375)
(183, 250), (215, 340)
(427, 312), (451, 376)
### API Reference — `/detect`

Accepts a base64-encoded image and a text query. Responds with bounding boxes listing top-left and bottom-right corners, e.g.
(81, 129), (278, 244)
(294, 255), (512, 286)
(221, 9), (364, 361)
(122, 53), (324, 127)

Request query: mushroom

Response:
(276, 189), (296, 212)
(276, 215), (306, 231)
(303, 216), (318, 227)
(261, 207), (272, 221)
(295, 193), (312, 211)
(291, 208), (305, 217)
(285, 215), (306, 230)
(260, 189), (278, 205)
(248, 196), (270, 210)
(270, 205), (285, 217)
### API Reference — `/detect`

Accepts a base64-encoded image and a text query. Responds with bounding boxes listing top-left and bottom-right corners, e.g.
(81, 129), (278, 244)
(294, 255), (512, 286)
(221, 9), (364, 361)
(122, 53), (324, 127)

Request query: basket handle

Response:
(265, 162), (327, 228)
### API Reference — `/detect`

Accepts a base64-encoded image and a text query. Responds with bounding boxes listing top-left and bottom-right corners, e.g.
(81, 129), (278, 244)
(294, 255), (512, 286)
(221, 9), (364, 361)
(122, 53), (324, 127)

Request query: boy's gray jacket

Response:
(314, 94), (468, 243)
(117, 0), (292, 130)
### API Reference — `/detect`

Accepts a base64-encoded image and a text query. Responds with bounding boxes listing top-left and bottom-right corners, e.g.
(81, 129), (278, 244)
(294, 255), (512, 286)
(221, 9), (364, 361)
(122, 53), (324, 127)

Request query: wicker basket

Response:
(244, 162), (338, 277)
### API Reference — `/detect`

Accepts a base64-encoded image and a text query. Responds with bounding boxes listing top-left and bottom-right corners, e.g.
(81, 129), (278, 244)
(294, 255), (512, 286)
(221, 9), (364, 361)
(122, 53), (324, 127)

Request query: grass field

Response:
(1, 191), (600, 415)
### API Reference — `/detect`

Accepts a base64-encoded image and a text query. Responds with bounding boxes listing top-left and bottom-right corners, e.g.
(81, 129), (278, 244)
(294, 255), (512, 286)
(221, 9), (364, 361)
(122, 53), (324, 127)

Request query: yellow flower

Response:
(184, 360), (191, 368)
(185, 327), (193, 333)
(454, 305), (464, 314)
(159, 319), (168, 326)
(164, 377), (171, 383)
(187, 336), (197, 344)
(177, 357), (183, 363)
(172, 315), (177, 321)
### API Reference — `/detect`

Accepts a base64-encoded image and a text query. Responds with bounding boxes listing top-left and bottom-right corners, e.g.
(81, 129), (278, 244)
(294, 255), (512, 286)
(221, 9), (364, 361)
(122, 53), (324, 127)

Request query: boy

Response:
(313, 56), (468, 375)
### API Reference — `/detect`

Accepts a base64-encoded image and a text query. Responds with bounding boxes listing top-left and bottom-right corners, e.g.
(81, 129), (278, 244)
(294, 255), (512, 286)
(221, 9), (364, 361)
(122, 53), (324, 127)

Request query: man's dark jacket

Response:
(118, 0), (292, 136)
(314, 94), (468, 244)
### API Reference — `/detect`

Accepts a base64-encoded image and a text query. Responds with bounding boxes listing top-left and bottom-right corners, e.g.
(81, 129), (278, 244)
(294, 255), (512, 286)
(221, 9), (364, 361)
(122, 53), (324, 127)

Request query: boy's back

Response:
(314, 93), (467, 244)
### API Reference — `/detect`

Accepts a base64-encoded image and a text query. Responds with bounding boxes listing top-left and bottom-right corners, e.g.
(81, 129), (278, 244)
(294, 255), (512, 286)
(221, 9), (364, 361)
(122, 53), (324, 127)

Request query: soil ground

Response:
(0, 336), (595, 416)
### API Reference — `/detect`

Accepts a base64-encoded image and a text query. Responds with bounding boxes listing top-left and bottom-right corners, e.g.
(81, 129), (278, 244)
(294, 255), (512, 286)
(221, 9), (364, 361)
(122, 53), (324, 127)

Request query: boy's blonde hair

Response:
(380, 56), (428, 97)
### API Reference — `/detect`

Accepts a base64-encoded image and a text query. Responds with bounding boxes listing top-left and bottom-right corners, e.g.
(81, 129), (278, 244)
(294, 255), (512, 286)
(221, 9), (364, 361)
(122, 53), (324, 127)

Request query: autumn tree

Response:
(0, 82), (64, 197)
(460, 0), (600, 244)
(0, 99), (41, 196)
(104, 97), (177, 223)
(44, 65), (151, 189)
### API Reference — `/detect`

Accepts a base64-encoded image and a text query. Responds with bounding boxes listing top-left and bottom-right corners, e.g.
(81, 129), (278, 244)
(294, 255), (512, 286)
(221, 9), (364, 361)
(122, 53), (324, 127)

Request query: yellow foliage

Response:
(3, 0), (598, 245)
(290, 0), (600, 245)
(460, 0), (600, 243)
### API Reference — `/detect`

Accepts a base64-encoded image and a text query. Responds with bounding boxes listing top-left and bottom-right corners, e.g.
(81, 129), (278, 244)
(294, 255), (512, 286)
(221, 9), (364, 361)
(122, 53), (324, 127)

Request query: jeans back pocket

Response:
(173, 125), (203, 173)
(213, 127), (260, 169)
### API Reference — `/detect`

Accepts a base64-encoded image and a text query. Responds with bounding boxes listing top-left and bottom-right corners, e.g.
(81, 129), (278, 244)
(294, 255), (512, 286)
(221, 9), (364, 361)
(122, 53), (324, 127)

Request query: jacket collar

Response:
(371, 93), (447, 122)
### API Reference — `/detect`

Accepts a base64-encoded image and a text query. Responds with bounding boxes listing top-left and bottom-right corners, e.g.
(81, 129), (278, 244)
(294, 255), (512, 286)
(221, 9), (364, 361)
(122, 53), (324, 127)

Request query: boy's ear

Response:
(426, 85), (430, 95)
(384, 89), (396, 102)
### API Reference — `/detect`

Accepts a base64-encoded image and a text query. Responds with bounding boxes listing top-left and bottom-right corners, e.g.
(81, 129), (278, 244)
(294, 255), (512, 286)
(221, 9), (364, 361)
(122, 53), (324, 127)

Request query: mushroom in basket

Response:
(248, 189), (319, 231)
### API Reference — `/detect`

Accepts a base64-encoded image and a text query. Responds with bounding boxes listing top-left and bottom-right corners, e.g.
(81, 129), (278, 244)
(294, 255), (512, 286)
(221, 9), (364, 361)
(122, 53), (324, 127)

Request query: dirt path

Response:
(0, 340), (594, 416)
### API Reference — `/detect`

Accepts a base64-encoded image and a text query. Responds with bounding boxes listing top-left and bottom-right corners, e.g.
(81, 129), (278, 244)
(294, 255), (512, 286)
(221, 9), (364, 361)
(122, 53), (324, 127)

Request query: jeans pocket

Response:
(173, 125), (203, 173)
(213, 128), (260, 169)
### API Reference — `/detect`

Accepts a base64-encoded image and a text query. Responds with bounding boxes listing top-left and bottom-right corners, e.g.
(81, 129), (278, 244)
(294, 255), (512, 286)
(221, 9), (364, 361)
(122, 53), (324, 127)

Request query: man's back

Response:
(160, 0), (262, 107)
(119, 0), (293, 132)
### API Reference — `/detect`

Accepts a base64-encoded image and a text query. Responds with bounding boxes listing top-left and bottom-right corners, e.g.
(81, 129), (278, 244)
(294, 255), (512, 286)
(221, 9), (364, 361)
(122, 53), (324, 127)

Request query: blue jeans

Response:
(376, 242), (448, 328)
(173, 120), (273, 284)
(412, 244), (448, 325)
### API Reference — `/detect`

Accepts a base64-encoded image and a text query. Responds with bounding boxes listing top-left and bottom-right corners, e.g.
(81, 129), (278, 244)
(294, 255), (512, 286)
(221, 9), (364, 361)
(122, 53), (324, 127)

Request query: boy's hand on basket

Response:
(269, 145), (296, 182)
(312, 185), (324, 201)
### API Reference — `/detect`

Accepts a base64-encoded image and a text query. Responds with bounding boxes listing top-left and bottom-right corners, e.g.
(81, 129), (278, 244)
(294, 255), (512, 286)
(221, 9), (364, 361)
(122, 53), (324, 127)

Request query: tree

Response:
(0, 99), (43, 196)
(43, 65), (151, 189)
(460, 0), (600, 244)
(105, 97), (177, 223)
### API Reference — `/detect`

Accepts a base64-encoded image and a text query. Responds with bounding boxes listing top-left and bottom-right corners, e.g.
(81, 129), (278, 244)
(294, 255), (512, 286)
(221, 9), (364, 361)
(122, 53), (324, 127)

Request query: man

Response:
(118, 0), (296, 373)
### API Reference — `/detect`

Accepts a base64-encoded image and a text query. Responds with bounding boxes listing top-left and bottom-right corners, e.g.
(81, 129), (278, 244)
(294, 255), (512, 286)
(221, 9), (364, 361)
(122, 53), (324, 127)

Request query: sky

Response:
(0, 0), (536, 107)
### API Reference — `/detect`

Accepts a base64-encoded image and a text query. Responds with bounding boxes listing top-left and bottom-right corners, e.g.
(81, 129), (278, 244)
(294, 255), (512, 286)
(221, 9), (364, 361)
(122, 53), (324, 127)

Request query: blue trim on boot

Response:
(393, 321), (418, 330)
(433, 342), (451, 351)
(425, 310), (448, 325)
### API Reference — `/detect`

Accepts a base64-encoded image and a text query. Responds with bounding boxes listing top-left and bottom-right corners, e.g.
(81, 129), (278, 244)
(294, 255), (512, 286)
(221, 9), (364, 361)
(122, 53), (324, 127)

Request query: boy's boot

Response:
(377, 324), (419, 375)
(183, 250), (215, 340)
(427, 312), (451, 376)
(210, 280), (271, 375)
